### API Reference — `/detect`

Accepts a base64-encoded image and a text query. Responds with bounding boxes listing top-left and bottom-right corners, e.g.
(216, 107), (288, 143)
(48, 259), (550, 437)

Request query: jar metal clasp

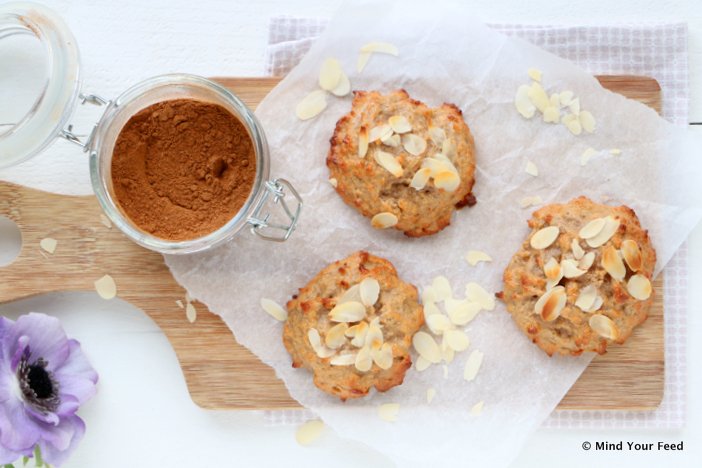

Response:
(59, 93), (110, 151)
(247, 179), (302, 242)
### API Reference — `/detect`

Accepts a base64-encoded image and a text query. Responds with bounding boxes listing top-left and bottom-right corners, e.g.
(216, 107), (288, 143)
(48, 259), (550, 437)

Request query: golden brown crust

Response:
(501, 196), (657, 356)
(283, 251), (424, 400)
(327, 89), (476, 237)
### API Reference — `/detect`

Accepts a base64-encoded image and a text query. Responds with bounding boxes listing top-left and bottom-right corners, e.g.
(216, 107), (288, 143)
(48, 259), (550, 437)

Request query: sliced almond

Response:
(330, 352), (356, 366)
(329, 301), (366, 322)
(446, 299), (481, 326)
(470, 401), (484, 416)
(325, 323), (349, 349)
(445, 329), (470, 352)
(410, 167), (432, 190)
(374, 150), (403, 177)
(318, 58), (342, 91)
(365, 317), (384, 349)
(260, 298), (288, 322)
(94, 274), (117, 300)
(426, 314), (452, 335)
(519, 195), (543, 208)
(348, 321), (369, 347)
(415, 356), (432, 372)
(295, 419), (325, 446)
(550, 93), (561, 108)
(543, 106), (560, 123)
(328, 178), (338, 188)
(579, 110), (596, 133)
(371, 212), (398, 229)
(589, 314), (619, 340)
(359, 277), (381, 307)
(525, 160), (539, 177)
(601, 245), (626, 281)
(580, 147), (598, 166)
(575, 285), (598, 312)
(563, 114), (582, 135)
(579, 217), (606, 239)
(360, 42), (399, 56)
(413, 331), (441, 363)
(465, 283), (495, 310)
(568, 98), (581, 115)
(463, 349), (484, 382)
(578, 251), (596, 270)
(370, 124), (393, 143)
(308, 328), (336, 358)
(465, 250), (492, 266)
(401, 133), (427, 156)
(543, 257), (562, 282)
(589, 295), (604, 312)
(330, 71), (351, 97)
(40, 237), (57, 254)
(422, 157), (457, 176)
(380, 133), (401, 147)
(534, 286), (566, 321)
(527, 67), (542, 82)
(422, 286), (438, 305)
(339, 284), (362, 304)
(378, 403), (400, 422)
(527, 81), (550, 112)
(357, 51), (371, 73)
(442, 365), (449, 379)
(433, 171), (460, 192)
(441, 139), (457, 158)
(627, 274), (652, 300)
(358, 127), (369, 157)
(355, 345), (373, 371)
(295, 90), (327, 120)
(432, 276), (453, 301)
(441, 336), (455, 363)
(175, 300), (184, 309)
(429, 126), (446, 145)
(372, 343), (393, 370)
(515, 84), (536, 119)
(185, 302), (197, 323)
(426, 387), (437, 404)
(561, 259), (587, 278)
(571, 239), (585, 260)
(423, 301), (441, 320)
(621, 239), (643, 272)
(388, 115), (412, 134)
(530, 226), (559, 250)
(559, 91), (574, 106)
(586, 216), (620, 248)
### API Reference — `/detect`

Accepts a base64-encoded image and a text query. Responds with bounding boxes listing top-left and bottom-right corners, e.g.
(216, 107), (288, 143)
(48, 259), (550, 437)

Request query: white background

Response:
(1, 1), (701, 467)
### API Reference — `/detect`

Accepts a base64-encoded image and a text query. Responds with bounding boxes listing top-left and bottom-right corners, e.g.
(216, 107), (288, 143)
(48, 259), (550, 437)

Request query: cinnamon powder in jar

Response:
(111, 98), (256, 240)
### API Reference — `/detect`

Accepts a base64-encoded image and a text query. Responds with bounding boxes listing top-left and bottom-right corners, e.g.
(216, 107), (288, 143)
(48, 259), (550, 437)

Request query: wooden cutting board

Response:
(0, 76), (663, 411)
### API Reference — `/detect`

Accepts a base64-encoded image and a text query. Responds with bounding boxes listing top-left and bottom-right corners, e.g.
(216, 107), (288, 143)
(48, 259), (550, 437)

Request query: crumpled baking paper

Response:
(166, 1), (702, 466)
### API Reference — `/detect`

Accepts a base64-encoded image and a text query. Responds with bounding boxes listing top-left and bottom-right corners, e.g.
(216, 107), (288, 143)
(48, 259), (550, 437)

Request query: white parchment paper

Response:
(167, 1), (702, 466)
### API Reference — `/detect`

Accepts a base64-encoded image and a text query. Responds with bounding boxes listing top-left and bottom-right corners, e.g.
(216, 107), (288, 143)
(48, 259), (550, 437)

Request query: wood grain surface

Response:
(0, 76), (663, 410)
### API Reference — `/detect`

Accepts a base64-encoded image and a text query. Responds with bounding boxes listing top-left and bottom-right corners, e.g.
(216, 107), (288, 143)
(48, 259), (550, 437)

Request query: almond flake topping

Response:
(543, 257), (563, 283)
(528, 82), (550, 112)
(519, 196), (543, 208)
(432, 276), (453, 301)
(422, 157), (457, 176)
(530, 226), (559, 250)
(388, 115), (412, 134)
(586, 216), (620, 248)
(579, 110), (596, 133)
(378, 403), (400, 422)
(446, 299), (481, 325)
(465, 283), (495, 310)
(427, 388), (437, 404)
(371, 212), (398, 229)
(295, 90), (327, 120)
(374, 150), (403, 177)
(325, 323), (349, 349)
(295, 419), (325, 446)
(401, 133), (427, 156)
(525, 160), (539, 177)
(433, 171), (460, 192)
(470, 401), (484, 416)
(318, 58), (342, 91)
(358, 127), (369, 157)
(621, 239), (643, 272)
(359, 277), (380, 307)
(578, 217), (606, 239)
(465, 250), (492, 266)
(578, 251), (596, 270)
(589, 295), (604, 313)
(328, 301), (366, 322)
(330, 72), (351, 97)
(365, 317), (384, 349)
(589, 314), (619, 340)
(347, 321), (369, 347)
(515, 84), (536, 119)
(381, 132), (401, 147)
(354, 345), (373, 371)
(94, 274), (117, 300)
(328, 178), (338, 188)
(571, 239), (585, 260)
(445, 329), (470, 352)
(575, 285), (598, 312)
(534, 286), (566, 321)
(372, 343), (393, 370)
(308, 328), (336, 358)
(463, 349), (484, 382)
(429, 126), (446, 145)
(339, 284), (362, 304)
(369, 124), (393, 143)
(410, 167), (432, 190)
(40, 237), (57, 254)
(413, 331), (441, 364)
(426, 314), (452, 335)
(601, 245), (626, 281)
(330, 352), (356, 366)
(627, 274), (652, 300)
(561, 259), (587, 278)
(260, 298), (288, 322)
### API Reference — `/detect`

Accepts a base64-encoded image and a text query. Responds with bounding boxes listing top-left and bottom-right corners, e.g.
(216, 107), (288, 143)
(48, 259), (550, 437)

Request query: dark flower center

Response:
(16, 352), (60, 414)
(28, 364), (53, 399)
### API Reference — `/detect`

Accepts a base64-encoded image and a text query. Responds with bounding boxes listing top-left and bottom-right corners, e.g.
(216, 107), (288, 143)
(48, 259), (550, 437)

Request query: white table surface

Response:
(1, 1), (702, 467)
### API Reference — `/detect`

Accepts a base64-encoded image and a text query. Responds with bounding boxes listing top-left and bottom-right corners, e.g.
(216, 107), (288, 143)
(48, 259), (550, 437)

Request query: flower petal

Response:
(7, 313), (70, 371)
(0, 439), (28, 465)
(38, 415), (86, 467)
(0, 393), (41, 451)
(54, 340), (98, 405)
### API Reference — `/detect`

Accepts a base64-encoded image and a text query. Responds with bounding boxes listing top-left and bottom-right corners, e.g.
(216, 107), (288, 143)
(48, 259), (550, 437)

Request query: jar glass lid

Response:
(0, 2), (80, 169)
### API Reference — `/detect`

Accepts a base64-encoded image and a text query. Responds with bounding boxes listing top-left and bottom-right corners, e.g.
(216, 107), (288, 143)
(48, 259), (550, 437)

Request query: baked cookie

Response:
(327, 89), (476, 237)
(500, 196), (656, 356)
(283, 251), (424, 400)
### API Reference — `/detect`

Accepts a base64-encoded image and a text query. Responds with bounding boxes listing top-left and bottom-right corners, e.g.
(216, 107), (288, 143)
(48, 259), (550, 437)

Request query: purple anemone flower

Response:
(0, 313), (98, 466)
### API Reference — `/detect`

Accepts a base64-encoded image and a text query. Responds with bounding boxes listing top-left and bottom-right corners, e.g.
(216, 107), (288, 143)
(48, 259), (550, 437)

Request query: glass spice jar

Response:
(0, 2), (302, 254)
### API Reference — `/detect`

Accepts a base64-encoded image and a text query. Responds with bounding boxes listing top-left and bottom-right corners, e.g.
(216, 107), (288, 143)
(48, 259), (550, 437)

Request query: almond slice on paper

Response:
(527, 67), (542, 82)
(562, 113), (582, 135)
(445, 329), (470, 352)
(94, 274), (117, 300)
(401, 133), (427, 156)
(515, 84), (536, 119)
(295, 419), (325, 446)
(550, 93), (561, 108)
(339, 284), (362, 304)
(354, 345), (373, 371)
(530, 226), (559, 249)
(40, 237), (57, 254)
(422, 286), (437, 305)
(325, 322), (349, 349)
(621, 239), (643, 272)
(559, 91), (574, 106)
(330, 352), (356, 366)
(328, 178), (338, 188)
(446, 299), (481, 326)
(423, 301), (441, 320)
(571, 239), (585, 260)
(359, 277), (380, 307)
(519, 195), (543, 208)
(360, 42), (399, 56)
(185, 302), (197, 323)
(371, 212), (398, 229)
(432, 276), (453, 301)
(525, 160), (539, 177)
(415, 356), (432, 372)
(374, 150), (403, 177)
(260, 298), (288, 321)
(410, 167), (432, 190)
(601, 245), (626, 281)
(534, 286), (566, 321)
(318, 58), (342, 91)
(589, 314), (619, 340)
(580, 147), (598, 166)
(543, 106), (560, 123)
(433, 171), (460, 192)
(578, 251), (596, 271)
(568, 98), (581, 115)
(330, 71), (351, 97)
(358, 127), (369, 157)
(357, 51), (371, 73)
(579, 217), (606, 239)
(465, 282), (495, 310)
(369, 124), (393, 143)
(575, 284), (598, 312)
(463, 349), (484, 382)
(388, 115), (412, 133)
(465, 250), (492, 266)
(429, 126), (446, 145)
(372, 343), (393, 370)
(627, 274), (652, 300)
(296, 90), (327, 120)
(561, 258), (587, 278)
(470, 401), (484, 416)
(528, 82), (550, 112)
(586, 216), (620, 248)
(579, 110), (596, 133)
(426, 314), (452, 335)
(413, 331), (441, 363)
(328, 301), (366, 322)
(378, 403), (400, 422)
(427, 387), (437, 404)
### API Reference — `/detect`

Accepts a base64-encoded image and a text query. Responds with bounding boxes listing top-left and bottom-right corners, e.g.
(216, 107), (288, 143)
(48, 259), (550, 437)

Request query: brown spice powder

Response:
(111, 98), (256, 240)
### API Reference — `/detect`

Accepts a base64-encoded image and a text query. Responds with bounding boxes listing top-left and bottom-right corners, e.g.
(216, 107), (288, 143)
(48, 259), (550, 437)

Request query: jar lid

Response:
(0, 2), (80, 169)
